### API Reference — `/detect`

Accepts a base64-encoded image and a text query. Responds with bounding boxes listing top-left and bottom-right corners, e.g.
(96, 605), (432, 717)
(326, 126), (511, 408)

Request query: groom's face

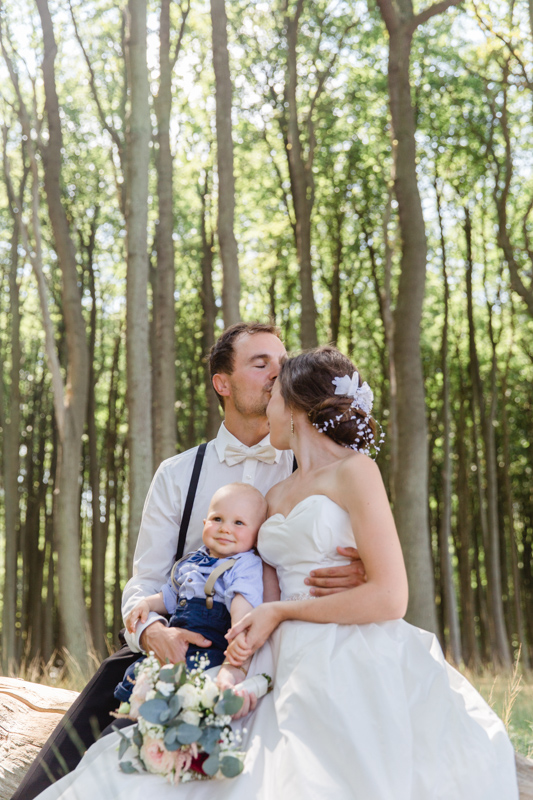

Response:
(226, 332), (286, 418)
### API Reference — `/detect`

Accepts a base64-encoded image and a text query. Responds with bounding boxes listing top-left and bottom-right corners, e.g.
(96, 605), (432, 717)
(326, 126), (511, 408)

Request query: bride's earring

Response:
(291, 412), (294, 435)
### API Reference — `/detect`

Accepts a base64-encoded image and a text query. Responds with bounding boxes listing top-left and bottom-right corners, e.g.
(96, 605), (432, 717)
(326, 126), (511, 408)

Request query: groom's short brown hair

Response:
(209, 322), (281, 407)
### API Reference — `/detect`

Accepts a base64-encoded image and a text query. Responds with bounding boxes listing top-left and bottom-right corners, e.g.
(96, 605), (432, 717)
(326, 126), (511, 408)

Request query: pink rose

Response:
(140, 735), (179, 776)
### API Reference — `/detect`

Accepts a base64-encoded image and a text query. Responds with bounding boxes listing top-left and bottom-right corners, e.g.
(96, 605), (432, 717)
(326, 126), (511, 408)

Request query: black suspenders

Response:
(174, 442), (207, 562)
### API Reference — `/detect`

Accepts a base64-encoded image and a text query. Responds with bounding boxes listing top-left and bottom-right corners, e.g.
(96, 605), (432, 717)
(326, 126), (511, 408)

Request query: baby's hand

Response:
(224, 631), (253, 667)
(125, 600), (151, 633)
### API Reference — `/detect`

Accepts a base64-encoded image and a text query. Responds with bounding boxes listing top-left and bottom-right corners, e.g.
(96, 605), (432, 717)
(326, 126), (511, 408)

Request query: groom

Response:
(14, 322), (364, 800)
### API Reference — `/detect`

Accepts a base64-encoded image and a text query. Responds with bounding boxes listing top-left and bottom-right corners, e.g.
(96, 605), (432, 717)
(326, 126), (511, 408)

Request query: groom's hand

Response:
(139, 622), (211, 664)
(304, 546), (366, 596)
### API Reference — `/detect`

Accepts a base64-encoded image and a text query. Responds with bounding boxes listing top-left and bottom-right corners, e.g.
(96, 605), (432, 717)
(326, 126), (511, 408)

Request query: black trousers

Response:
(11, 644), (138, 800)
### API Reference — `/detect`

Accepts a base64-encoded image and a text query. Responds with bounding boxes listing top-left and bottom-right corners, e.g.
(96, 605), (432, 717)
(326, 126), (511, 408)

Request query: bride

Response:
(37, 346), (518, 800)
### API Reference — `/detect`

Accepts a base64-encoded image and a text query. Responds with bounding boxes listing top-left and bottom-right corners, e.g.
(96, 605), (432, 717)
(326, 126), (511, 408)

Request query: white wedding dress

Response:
(38, 495), (518, 800)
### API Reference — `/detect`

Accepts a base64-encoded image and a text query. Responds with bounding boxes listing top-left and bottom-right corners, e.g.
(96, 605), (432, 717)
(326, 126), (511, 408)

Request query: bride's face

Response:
(266, 379), (292, 449)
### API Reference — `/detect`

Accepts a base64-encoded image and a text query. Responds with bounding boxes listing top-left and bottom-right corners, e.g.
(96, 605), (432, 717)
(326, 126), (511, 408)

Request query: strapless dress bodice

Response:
(258, 494), (355, 600)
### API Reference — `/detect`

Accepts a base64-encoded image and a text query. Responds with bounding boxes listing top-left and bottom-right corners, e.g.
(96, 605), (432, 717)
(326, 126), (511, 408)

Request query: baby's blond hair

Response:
(209, 482), (268, 526)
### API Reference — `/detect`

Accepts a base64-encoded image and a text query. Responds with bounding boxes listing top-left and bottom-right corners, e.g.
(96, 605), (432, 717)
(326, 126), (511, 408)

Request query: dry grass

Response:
(9, 648), (102, 693)
(460, 653), (533, 759)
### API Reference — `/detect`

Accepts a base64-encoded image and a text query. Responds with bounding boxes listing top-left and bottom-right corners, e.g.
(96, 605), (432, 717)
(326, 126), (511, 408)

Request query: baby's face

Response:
(202, 489), (262, 559)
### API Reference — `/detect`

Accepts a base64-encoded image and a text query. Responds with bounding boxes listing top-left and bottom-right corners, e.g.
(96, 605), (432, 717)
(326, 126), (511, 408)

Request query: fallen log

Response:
(0, 677), (79, 800)
(517, 753), (533, 800)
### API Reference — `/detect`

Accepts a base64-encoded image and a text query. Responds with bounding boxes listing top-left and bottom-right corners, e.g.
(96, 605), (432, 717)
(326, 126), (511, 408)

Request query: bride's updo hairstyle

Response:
(278, 346), (379, 455)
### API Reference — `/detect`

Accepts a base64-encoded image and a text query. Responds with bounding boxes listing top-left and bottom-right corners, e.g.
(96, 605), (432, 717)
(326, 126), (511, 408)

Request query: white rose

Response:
(177, 683), (201, 709)
(155, 681), (174, 697)
(180, 709), (201, 726)
(145, 690), (156, 701)
(200, 680), (219, 709)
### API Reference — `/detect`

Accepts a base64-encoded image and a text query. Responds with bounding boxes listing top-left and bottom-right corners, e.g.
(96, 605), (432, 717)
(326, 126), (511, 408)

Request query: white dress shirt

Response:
(122, 423), (293, 651)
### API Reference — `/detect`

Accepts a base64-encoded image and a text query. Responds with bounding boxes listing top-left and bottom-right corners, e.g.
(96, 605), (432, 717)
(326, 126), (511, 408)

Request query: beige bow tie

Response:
(224, 443), (277, 466)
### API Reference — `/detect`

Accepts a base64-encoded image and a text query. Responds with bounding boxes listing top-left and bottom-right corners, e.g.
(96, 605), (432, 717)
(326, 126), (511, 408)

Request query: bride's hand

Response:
(225, 603), (282, 656)
(216, 665), (257, 720)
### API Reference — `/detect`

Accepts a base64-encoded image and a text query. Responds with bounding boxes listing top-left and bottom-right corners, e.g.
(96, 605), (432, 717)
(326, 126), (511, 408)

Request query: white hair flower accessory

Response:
(332, 372), (374, 416)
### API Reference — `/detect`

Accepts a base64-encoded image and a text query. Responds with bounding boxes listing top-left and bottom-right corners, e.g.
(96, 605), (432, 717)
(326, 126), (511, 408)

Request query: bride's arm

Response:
(227, 457), (408, 654)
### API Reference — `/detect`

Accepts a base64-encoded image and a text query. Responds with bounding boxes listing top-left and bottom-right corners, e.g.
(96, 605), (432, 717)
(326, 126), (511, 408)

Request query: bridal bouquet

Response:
(114, 655), (246, 784)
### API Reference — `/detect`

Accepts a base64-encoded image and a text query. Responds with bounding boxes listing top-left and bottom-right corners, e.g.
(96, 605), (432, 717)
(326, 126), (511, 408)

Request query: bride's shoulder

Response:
(335, 451), (383, 487)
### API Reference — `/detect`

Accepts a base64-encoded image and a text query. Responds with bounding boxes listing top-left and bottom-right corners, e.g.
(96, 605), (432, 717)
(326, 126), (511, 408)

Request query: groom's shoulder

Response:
(155, 440), (214, 479)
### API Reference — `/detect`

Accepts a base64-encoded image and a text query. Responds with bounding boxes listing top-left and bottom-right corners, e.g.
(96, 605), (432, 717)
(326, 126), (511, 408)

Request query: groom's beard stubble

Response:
(230, 380), (274, 418)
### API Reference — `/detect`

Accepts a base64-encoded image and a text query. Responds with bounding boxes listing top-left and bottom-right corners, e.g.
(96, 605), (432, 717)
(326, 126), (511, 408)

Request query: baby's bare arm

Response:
(222, 594), (255, 667)
(125, 592), (167, 633)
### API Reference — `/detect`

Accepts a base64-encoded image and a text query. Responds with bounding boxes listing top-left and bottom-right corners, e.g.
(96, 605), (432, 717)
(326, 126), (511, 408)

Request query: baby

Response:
(115, 482), (267, 702)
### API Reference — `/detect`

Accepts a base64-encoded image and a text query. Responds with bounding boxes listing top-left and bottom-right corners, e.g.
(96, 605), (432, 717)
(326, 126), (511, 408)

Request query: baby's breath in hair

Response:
(279, 346), (385, 458)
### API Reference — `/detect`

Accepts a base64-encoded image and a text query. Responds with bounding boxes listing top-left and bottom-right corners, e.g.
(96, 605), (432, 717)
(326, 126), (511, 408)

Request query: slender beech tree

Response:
(199, 169), (221, 439)
(501, 315), (530, 668)
(374, 0), (462, 632)
(210, 0), (241, 325)
(77, 212), (108, 658)
(465, 207), (511, 668)
(283, 0), (317, 347)
(34, 0), (92, 672)
(269, 1), (355, 347)
(1, 125), (25, 672)
(124, 0), (153, 568)
(455, 354), (480, 668)
(435, 175), (461, 664)
(152, 0), (190, 467)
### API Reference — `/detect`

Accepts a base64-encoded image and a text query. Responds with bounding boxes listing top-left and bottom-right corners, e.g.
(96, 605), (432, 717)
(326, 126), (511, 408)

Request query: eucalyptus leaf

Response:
(158, 666), (175, 683)
(168, 694), (182, 719)
(199, 726), (221, 754)
(132, 727), (143, 749)
(111, 724), (131, 741)
(202, 753), (220, 777)
(220, 755), (244, 778)
(119, 761), (138, 774)
(215, 690), (244, 716)
(164, 727), (178, 746)
(138, 698), (169, 724)
(118, 736), (130, 760)
(176, 723), (202, 744)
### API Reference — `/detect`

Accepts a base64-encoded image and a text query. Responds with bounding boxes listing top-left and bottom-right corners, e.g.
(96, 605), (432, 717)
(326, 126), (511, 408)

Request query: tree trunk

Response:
(113, 442), (126, 643)
(483, 347), (512, 668)
(376, 2), (437, 632)
(81, 224), (108, 659)
(455, 360), (480, 668)
(35, 0), (92, 673)
(210, 0), (241, 326)
(152, 0), (184, 467)
(24, 396), (48, 662)
(436, 178), (461, 664)
(103, 334), (121, 647)
(465, 210), (511, 668)
(1, 134), (23, 672)
(502, 350), (530, 668)
(284, 0), (317, 348)
(330, 211), (342, 345)
(124, 0), (153, 572)
(365, 188), (397, 500)
(199, 173), (221, 440)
